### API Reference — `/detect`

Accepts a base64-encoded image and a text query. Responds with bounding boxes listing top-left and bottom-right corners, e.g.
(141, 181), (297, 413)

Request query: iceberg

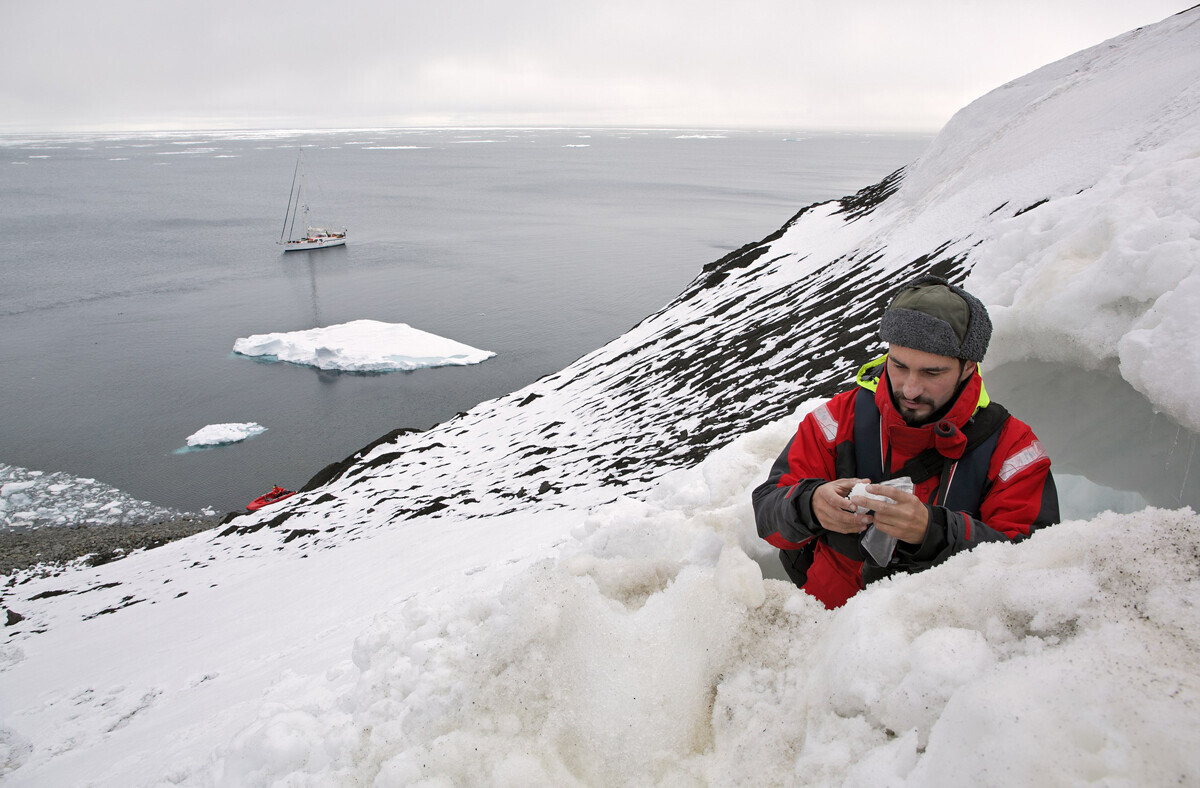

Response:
(184, 422), (267, 448)
(232, 319), (495, 372)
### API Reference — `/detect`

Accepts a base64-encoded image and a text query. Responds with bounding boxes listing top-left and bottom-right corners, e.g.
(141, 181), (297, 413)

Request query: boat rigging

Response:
(278, 149), (347, 252)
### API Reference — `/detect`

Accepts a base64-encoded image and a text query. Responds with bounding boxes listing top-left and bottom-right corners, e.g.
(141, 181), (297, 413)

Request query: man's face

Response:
(886, 344), (975, 425)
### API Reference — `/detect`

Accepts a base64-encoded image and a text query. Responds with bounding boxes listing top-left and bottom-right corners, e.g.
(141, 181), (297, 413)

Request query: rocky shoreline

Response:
(0, 515), (224, 575)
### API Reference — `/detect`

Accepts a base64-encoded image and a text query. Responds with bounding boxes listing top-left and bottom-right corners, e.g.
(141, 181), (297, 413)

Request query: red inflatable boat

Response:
(247, 486), (296, 511)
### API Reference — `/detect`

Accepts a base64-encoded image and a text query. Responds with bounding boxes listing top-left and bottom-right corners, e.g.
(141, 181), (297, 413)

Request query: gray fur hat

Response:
(878, 275), (992, 362)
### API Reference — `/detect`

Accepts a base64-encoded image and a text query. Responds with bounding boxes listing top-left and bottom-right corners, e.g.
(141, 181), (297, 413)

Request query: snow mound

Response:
(893, 8), (1200, 430)
(969, 128), (1200, 429)
(232, 320), (495, 373)
(184, 423), (266, 448)
(212, 417), (1200, 786)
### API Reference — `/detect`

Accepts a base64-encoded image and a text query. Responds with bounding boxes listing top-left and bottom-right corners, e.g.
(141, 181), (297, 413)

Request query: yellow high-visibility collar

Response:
(855, 353), (990, 410)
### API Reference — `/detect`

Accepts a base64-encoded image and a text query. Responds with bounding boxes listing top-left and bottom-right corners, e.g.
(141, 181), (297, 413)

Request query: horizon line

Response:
(0, 123), (941, 140)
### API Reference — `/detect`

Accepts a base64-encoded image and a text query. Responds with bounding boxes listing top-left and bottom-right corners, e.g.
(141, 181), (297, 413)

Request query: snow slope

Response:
(3, 7), (1200, 786)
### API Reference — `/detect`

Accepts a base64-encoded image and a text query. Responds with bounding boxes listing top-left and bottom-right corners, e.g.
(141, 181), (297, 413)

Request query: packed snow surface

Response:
(211, 428), (1200, 787)
(232, 319), (495, 372)
(1, 414), (1198, 786)
(184, 423), (266, 448)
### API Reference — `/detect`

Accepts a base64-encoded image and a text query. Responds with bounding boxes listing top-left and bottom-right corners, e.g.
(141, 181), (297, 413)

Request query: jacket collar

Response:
(857, 354), (988, 461)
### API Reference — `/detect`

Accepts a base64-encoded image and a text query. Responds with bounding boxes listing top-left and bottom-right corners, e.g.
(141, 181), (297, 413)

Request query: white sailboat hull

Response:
(279, 233), (347, 251)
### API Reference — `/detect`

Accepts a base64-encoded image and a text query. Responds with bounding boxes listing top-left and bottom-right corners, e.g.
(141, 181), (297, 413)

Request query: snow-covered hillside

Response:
(3, 7), (1200, 786)
(219, 1), (1199, 551)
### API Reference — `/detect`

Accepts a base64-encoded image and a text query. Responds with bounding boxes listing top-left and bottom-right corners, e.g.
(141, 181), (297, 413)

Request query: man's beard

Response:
(895, 394), (936, 425)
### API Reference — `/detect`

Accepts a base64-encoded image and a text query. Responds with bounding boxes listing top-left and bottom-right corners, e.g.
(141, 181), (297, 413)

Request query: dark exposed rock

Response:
(834, 167), (906, 221)
(0, 516), (220, 575)
(283, 529), (319, 544)
(1014, 198), (1050, 216)
(302, 427), (420, 489)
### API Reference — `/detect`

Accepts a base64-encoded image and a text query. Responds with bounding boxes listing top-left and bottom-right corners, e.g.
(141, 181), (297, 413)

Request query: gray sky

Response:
(2, 1), (1187, 133)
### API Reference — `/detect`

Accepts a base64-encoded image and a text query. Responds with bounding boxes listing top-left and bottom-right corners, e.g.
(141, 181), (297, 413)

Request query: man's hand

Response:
(852, 483), (930, 545)
(811, 478), (871, 534)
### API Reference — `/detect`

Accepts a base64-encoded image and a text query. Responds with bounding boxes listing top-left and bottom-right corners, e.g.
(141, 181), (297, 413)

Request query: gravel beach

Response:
(0, 515), (223, 575)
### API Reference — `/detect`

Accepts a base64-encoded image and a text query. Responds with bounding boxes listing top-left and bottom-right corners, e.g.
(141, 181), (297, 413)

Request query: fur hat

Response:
(878, 275), (992, 362)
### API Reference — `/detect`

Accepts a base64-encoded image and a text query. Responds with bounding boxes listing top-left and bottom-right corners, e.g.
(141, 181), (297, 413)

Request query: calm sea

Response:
(0, 128), (931, 513)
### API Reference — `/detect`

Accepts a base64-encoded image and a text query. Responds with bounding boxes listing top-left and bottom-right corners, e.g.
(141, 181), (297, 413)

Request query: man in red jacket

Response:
(752, 275), (1059, 608)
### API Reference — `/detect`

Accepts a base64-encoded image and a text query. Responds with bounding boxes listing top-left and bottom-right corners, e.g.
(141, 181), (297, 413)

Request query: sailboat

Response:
(278, 149), (347, 251)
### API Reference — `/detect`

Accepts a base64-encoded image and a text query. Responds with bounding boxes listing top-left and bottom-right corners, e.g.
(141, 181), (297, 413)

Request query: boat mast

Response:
(287, 177), (304, 242)
(280, 151), (302, 243)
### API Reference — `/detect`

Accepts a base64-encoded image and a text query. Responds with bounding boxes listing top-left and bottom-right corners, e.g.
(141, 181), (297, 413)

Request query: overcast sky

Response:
(1, 1), (1187, 134)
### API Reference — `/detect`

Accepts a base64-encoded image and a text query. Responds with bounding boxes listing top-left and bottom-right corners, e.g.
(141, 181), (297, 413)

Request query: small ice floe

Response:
(232, 319), (495, 373)
(184, 423), (267, 448)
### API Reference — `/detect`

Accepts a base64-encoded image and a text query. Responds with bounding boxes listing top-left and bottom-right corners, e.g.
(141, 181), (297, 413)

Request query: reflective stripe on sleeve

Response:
(813, 403), (838, 443)
(998, 440), (1049, 482)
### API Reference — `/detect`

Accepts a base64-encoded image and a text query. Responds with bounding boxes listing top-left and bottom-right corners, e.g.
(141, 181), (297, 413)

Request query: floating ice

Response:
(232, 319), (495, 372)
(0, 463), (197, 532)
(185, 423), (267, 448)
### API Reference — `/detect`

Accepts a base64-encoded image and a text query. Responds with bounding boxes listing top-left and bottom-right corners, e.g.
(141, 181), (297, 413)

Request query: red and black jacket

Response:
(753, 356), (1059, 609)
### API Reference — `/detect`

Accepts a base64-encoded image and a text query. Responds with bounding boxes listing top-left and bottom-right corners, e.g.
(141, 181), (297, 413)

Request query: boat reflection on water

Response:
(985, 360), (1199, 520)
